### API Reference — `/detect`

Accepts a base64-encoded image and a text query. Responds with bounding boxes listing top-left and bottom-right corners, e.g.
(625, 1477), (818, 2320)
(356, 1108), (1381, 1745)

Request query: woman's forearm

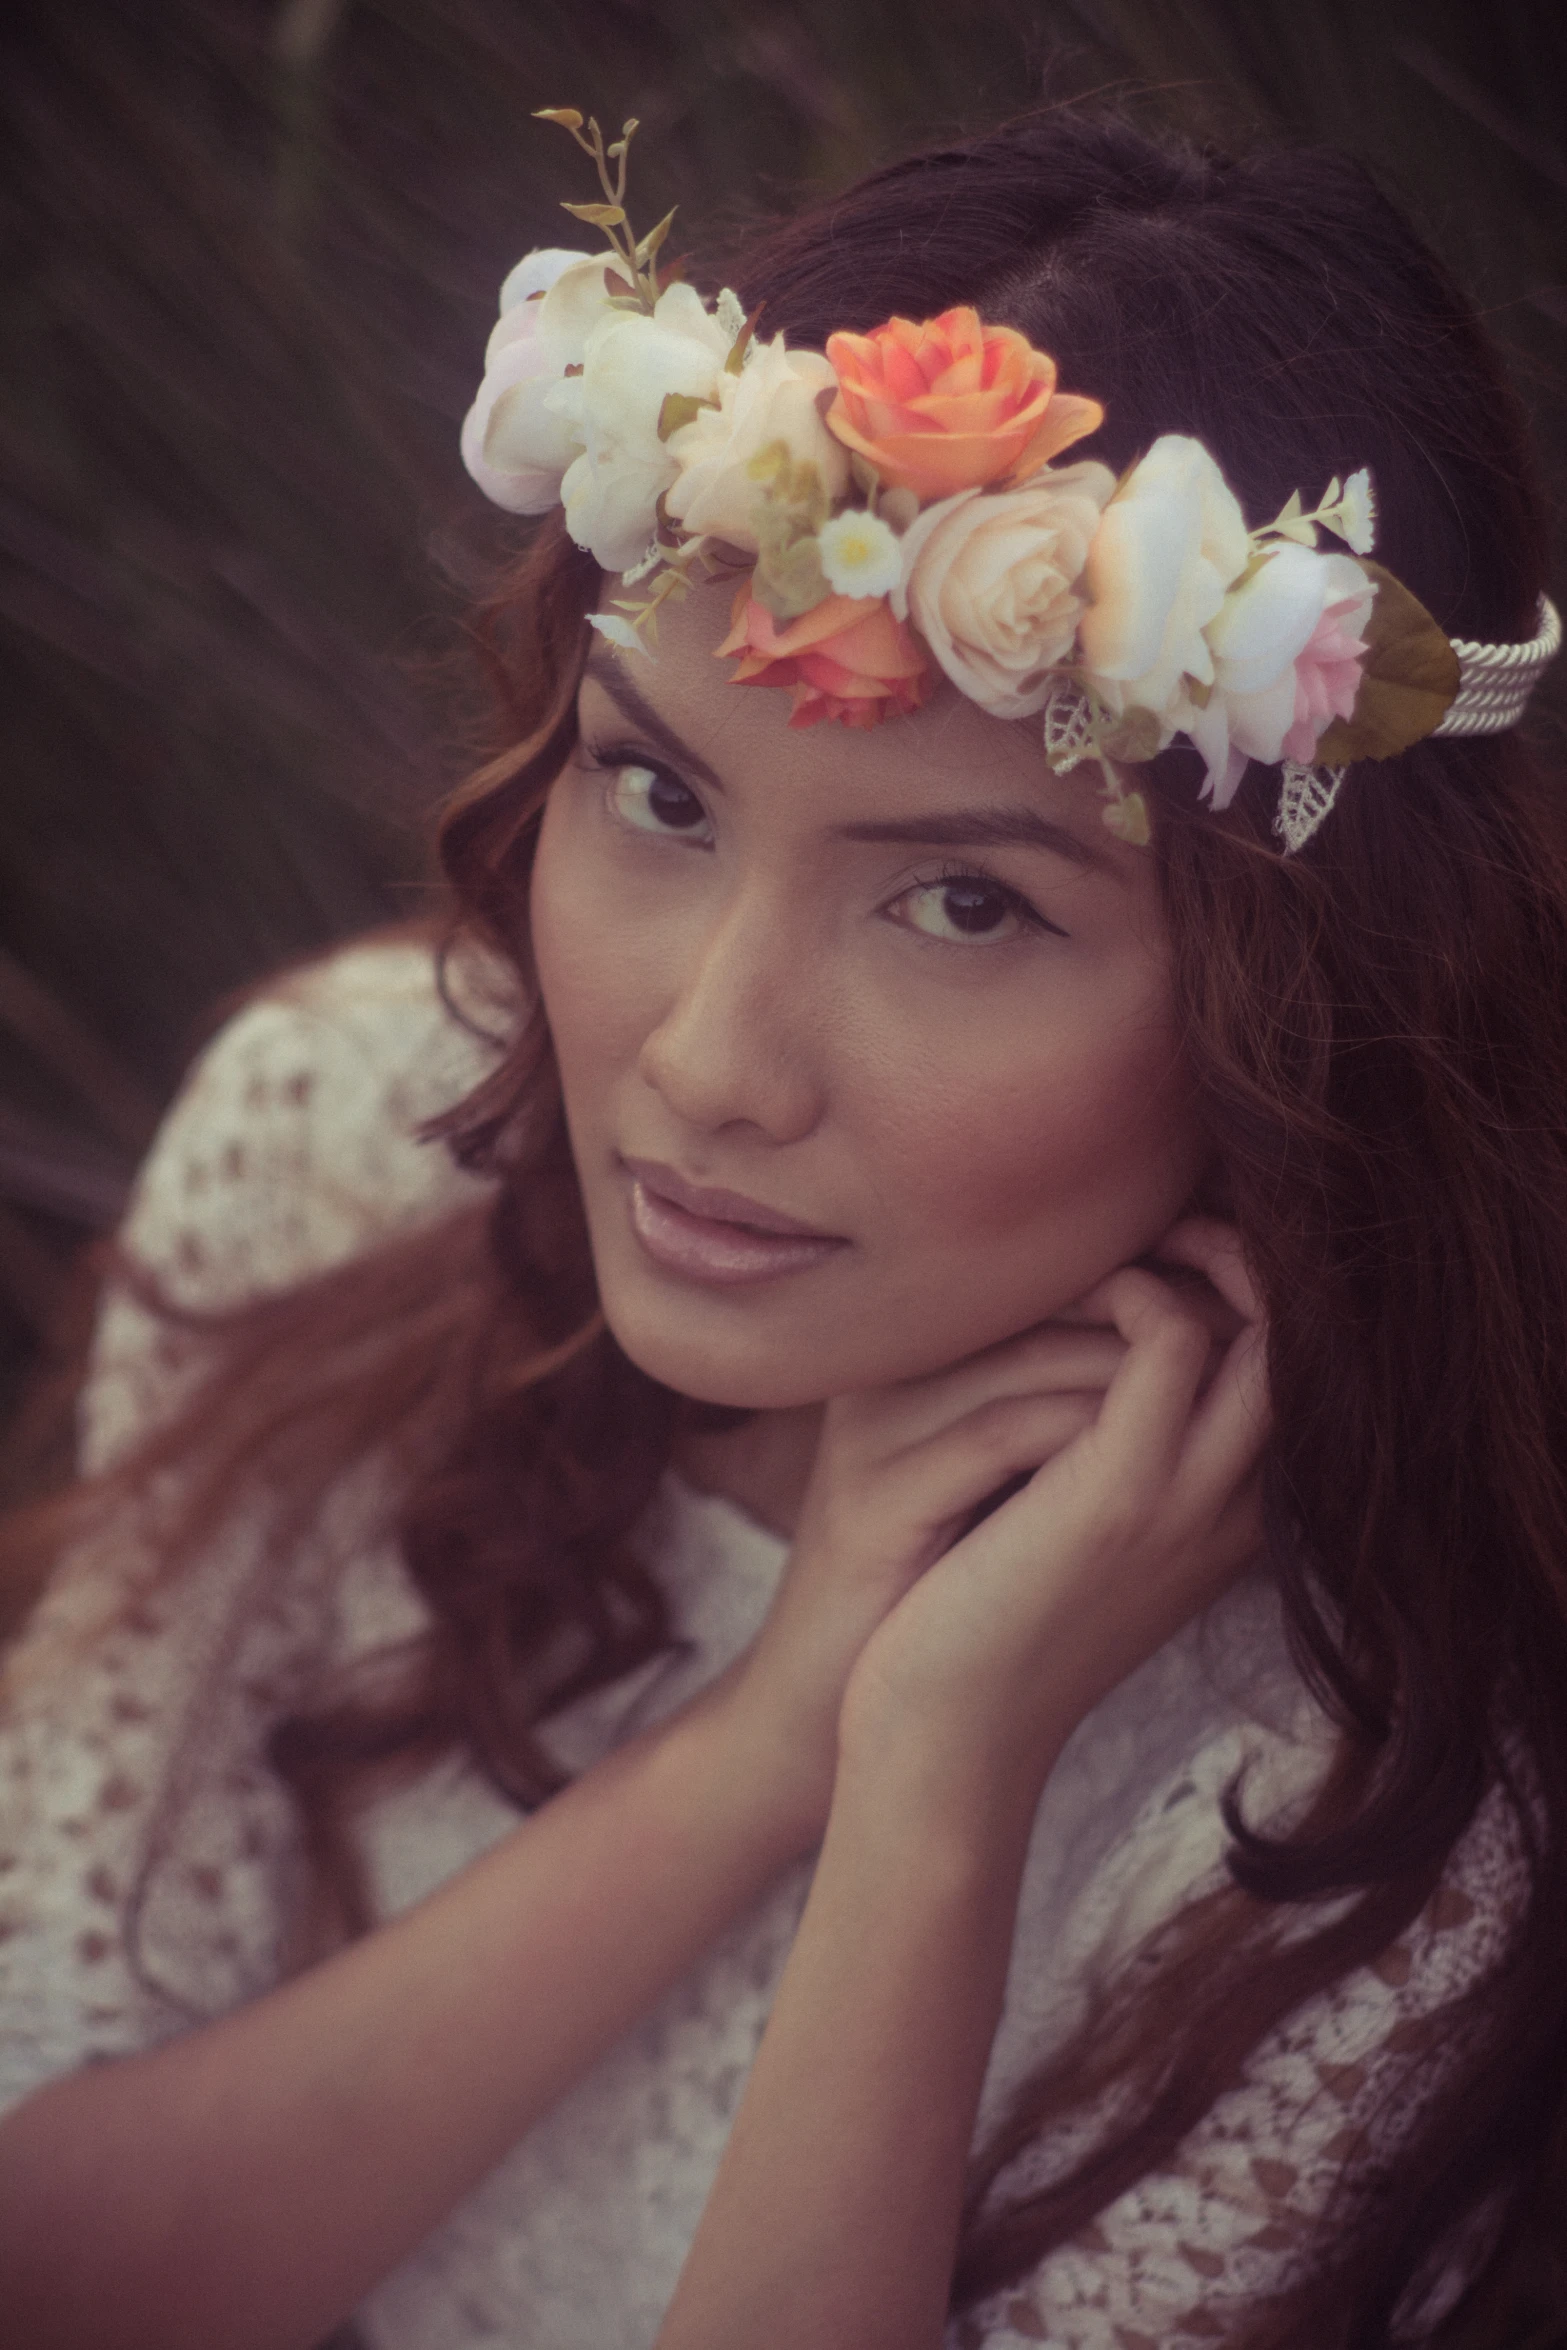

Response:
(654, 1718), (1060, 2350)
(0, 1671), (819, 2350)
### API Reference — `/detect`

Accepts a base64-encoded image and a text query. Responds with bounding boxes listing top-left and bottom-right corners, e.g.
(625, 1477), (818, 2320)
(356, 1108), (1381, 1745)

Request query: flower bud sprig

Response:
(1256, 468), (1377, 557)
(533, 107), (678, 316)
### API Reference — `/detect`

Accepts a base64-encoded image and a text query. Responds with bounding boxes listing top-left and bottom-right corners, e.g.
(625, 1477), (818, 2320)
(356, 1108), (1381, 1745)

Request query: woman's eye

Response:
(605, 761), (710, 839)
(889, 875), (1034, 945)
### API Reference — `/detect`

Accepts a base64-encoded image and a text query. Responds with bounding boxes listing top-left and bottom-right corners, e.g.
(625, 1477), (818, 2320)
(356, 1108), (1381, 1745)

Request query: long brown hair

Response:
(11, 105), (1567, 2345)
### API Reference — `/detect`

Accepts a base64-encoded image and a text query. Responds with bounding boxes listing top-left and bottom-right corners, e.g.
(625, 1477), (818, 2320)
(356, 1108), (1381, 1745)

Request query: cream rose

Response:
(663, 336), (850, 551)
(1077, 435), (1251, 727)
(460, 249), (610, 514)
(892, 463), (1115, 720)
(547, 281), (735, 572)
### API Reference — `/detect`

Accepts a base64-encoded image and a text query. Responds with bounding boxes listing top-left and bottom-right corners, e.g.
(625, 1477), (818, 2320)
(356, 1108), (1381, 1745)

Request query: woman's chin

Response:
(598, 1295), (836, 1415)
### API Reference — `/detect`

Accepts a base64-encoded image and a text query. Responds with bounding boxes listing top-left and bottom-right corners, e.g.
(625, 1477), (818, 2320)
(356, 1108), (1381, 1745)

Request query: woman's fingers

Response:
(1063, 1264), (1216, 1503)
(871, 1327), (1127, 1458)
(1151, 1217), (1265, 1329)
(1153, 1222), (1272, 1511)
(870, 1389), (1106, 1554)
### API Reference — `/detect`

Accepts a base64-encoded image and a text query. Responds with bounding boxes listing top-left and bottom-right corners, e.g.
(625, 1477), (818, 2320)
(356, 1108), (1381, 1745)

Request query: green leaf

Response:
(753, 537), (829, 620)
(561, 200), (627, 228)
(635, 208), (678, 264)
(1313, 560), (1460, 763)
(724, 312), (759, 376)
(1100, 705), (1163, 763)
(657, 390), (717, 442)
(848, 452), (881, 502)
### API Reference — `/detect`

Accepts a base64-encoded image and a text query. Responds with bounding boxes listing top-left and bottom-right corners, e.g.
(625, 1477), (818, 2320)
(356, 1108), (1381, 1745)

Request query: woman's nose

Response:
(636, 890), (825, 1142)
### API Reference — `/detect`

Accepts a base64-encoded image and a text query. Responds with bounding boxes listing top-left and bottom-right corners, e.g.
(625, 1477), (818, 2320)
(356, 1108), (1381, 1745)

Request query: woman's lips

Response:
(620, 1157), (849, 1286)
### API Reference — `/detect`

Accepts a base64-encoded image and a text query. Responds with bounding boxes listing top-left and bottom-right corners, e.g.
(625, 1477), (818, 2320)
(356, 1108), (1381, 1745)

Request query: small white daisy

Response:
(1338, 467), (1377, 555)
(816, 507), (904, 600)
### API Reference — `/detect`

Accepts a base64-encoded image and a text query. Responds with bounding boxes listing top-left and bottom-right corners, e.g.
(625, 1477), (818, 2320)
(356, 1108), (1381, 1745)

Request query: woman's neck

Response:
(672, 1403), (825, 1540)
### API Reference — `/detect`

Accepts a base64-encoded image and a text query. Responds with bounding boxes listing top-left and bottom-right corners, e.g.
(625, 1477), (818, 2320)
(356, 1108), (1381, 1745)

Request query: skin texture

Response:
(530, 578), (1212, 1434)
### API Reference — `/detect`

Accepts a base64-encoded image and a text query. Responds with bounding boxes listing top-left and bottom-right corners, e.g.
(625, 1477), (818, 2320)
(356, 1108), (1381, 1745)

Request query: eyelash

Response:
(902, 860), (1066, 943)
(581, 743), (709, 832)
(579, 741), (1066, 942)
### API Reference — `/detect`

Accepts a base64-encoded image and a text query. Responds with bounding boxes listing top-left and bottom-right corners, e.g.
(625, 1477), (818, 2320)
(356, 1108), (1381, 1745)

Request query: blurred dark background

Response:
(1, 0), (1565, 1439)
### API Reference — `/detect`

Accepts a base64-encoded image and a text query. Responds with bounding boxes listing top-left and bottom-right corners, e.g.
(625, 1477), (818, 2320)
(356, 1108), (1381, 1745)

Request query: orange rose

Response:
(824, 306), (1103, 503)
(716, 580), (931, 730)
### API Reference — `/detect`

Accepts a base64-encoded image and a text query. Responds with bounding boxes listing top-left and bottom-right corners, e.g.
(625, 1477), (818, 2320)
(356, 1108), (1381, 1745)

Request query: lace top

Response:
(0, 939), (1520, 2350)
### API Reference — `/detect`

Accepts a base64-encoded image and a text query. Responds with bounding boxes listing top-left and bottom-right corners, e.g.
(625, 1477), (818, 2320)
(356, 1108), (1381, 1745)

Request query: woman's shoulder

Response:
(122, 930), (504, 1302)
(81, 930), (507, 1475)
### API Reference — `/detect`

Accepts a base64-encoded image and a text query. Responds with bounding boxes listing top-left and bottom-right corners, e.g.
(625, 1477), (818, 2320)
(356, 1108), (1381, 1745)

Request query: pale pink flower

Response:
(1282, 588), (1375, 762)
(1179, 546), (1374, 805)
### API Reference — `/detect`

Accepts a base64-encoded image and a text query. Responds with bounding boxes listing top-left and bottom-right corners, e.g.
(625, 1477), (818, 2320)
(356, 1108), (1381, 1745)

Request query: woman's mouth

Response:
(620, 1157), (850, 1287)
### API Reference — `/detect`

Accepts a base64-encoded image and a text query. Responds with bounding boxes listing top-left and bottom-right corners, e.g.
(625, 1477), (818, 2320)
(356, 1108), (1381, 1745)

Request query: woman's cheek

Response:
(531, 792), (642, 1088)
(873, 1000), (1203, 1256)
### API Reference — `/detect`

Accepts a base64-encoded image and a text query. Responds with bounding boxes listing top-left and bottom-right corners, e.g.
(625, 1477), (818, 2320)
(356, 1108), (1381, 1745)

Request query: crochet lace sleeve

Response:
(0, 939), (494, 2121)
(957, 1760), (1522, 2350)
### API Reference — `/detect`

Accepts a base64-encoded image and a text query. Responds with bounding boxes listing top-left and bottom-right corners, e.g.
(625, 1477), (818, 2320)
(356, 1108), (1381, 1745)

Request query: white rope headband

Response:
(1276, 595), (1560, 851)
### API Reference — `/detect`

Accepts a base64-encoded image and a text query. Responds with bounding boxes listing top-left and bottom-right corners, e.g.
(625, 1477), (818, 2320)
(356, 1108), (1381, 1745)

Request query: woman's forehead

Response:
(584, 577), (1134, 860)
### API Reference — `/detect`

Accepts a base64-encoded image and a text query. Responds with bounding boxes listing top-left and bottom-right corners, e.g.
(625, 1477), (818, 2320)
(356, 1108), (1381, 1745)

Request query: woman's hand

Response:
(844, 1217), (1268, 1808)
(729, 1219), (1267, 1834)
(656, 1222), (1268, 2350)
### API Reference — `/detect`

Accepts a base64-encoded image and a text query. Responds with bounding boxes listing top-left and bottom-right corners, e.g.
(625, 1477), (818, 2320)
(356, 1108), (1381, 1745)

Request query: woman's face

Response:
(530, 581), (1208, 1410)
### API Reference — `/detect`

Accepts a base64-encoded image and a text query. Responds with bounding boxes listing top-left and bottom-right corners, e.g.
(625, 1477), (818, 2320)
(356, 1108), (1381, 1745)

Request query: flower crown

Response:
(462, 110), (1560, 851)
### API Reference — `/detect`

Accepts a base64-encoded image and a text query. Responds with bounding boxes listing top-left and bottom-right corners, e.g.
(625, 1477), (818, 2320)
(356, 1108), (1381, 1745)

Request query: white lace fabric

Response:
(0, 940), (1523, 2349)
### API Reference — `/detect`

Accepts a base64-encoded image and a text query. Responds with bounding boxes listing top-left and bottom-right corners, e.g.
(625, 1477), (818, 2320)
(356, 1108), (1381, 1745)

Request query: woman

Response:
(0, 101), (1563, 2349)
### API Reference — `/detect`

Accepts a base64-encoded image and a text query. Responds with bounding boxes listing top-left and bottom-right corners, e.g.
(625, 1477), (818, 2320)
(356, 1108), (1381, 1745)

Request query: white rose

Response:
(892, 464), (1116, 720)
(1177, 545), (1374, 805)
(662, 336), (849, 550)
(1077, 434), (1251, 726)
(548, 281), (735, 572)
(460, 250), (612, 514)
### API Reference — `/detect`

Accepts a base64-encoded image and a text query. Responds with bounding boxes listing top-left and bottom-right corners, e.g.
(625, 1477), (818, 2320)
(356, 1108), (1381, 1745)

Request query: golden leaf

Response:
(561, 200), (627, 228)
(1314, 560), (1460, 763)
(533, 107), (584, 129)
(1102, 789), (1152, 846)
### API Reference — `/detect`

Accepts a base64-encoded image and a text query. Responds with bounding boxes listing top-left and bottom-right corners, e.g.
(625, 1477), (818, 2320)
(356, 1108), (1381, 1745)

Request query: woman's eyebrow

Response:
(838, 807), (1121, 877)
(581, 654), (725, 793)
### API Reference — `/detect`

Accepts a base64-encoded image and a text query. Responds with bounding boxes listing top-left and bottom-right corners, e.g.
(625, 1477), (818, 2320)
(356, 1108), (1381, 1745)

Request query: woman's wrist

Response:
(683, 1658), (841, 1861)
(832, 1633), (1079, 1863)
